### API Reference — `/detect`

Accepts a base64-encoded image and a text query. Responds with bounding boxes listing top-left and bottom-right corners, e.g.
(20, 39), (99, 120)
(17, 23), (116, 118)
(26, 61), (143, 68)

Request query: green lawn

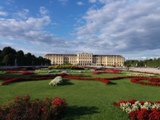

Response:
(0, 70), (160, 120)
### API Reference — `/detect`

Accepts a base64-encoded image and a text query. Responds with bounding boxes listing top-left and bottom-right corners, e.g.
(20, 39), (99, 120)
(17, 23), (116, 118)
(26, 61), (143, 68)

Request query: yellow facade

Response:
(44, 53), (125, 66)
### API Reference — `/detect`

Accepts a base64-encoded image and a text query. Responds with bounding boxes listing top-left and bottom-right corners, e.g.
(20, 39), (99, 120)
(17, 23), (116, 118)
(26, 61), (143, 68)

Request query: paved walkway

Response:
(127, 67), (160, 74)
(89, 66), (160, 74)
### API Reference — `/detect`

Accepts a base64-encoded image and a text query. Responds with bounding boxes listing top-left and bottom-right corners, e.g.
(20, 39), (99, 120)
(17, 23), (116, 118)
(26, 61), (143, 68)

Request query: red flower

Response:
(137, 108), (149, 120)
(155, 101), (160, 104)
(51, 97), (67, 109)
(129, 110), (138, 120)
(45, 97), (49, 101)
(140, 101), (144, 105)
(149, 109), (160, 120)
(41, 108), (45, 111)
(128, 99), (137, 104)
(92, 72), (99, 74)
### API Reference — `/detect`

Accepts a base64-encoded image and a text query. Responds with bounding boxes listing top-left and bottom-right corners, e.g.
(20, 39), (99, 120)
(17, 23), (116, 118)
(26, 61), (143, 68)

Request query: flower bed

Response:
(0, 73), (110, 85)
(21, 71), (35, 75)
(1, 71), (160, 87)
(113, 99), (160, 120)
(126, 72), (156, 77)
(5, 70), (35, 75)
(92, 71), (100, 74)
(93, 68), (122, 74)
(0, 94), (67, 120)
(102, 68), (122, 74)
(5, 70), (22, 74)
(61, 74), (110, 85)
(131, 77), (160, 86)
(1, 75), (57, 85)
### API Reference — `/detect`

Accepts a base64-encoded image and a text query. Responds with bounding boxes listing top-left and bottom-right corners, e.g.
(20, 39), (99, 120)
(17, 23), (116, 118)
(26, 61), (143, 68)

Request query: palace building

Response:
(44, 53), (125, 66)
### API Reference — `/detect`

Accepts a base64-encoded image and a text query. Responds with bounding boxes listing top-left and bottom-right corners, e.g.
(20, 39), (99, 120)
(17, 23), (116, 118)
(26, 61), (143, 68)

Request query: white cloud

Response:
(1, 0), (160, 59)
(59, 0), (68, 5)
(0, 5), (78, 56)
(39, 7), (49, 15)
(89, 0), (114, 4)
(59, 0), (68, 2)
(0, 11), (8, 16)
(0, 6), (8, 16)
(0, 6), (76, 55)
(14, 9), (29, 19)
(89, 0), (97, 3)
(75, 0), (160, 58)
(0, 6), (54, 45)
(98, 0), (122, 4)
(26, 16), (51, 28)
(6, 0), (14, 5)
(77, 1), (84, 6)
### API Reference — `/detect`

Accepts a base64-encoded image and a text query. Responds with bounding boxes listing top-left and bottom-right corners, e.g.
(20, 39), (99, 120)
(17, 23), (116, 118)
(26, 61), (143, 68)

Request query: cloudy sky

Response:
(0, 0), (160, 60)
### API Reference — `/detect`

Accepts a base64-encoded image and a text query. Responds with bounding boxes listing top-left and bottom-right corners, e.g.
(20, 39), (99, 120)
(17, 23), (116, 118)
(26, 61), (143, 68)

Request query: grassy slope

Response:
(0, 72), (160, 120)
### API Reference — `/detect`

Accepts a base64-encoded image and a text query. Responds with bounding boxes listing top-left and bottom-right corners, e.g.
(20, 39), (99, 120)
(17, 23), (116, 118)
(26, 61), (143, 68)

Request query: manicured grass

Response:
(0, 70), (160, 120)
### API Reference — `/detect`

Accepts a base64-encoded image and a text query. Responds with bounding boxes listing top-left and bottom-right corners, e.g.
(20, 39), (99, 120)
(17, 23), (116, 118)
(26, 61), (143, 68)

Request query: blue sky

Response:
(0, 0), (160, 60)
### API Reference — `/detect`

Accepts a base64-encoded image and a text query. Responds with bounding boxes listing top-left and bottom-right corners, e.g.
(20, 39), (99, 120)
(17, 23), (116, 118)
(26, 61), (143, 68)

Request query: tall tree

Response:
(1, 47), (16, 66)
(0, 46), (51, 66)
(1, 46), (16, 56)
(2, 55), (12, 66)
(24, 53), (32, 66)
(16, 50), (25, 66)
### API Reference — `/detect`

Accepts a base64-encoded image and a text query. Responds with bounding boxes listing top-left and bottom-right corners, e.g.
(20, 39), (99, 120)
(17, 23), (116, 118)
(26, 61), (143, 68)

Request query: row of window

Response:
(53, 61), (123, 64)
(49, 57), (123, 61)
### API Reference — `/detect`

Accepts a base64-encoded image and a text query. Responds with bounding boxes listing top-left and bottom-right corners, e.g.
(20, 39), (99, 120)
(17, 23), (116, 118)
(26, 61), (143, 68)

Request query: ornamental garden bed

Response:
(0, 68), (160, 120)
(114, 99), (160, 120)
(1, 72), (160, 86)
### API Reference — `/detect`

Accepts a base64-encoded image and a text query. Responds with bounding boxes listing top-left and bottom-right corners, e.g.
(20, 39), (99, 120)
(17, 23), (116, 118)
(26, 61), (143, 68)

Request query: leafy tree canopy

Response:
(0, 46), (50, 66)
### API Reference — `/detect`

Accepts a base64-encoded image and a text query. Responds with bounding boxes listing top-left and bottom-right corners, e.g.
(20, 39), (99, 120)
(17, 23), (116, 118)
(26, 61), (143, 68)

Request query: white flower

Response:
(125, 108), (132, 113)
(132, 105), (139, 111)
(152, 103), (160, 110)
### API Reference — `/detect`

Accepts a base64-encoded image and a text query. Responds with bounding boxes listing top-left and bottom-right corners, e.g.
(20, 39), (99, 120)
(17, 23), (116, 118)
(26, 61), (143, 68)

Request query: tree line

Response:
(124, 58), (160, 68)
(0, 46), (50, 66)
